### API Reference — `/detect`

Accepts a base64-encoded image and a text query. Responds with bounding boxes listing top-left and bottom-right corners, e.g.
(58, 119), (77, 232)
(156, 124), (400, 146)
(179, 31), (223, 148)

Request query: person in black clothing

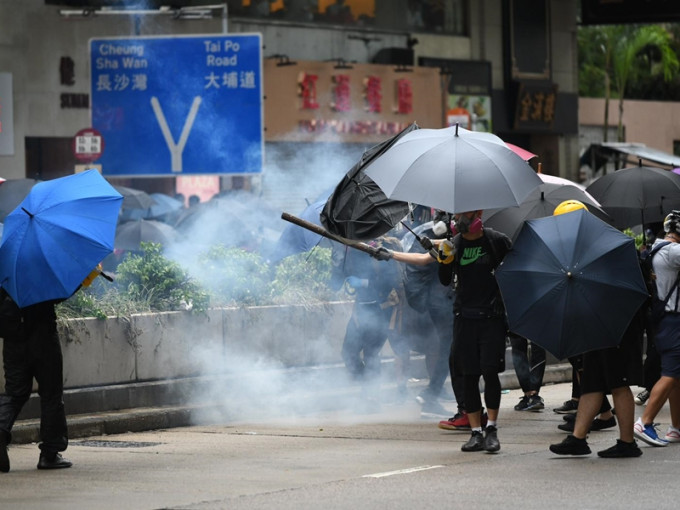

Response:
(0, 291), (72, 472)
(375, 209), (511, 453)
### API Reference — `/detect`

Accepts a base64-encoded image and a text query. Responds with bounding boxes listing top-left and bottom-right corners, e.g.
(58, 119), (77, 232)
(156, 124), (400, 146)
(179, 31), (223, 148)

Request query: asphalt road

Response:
(0, 381), (676, 510)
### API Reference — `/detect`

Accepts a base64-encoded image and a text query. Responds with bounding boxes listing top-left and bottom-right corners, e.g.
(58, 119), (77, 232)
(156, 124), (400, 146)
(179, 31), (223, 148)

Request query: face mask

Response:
(452, 214), (483, 235)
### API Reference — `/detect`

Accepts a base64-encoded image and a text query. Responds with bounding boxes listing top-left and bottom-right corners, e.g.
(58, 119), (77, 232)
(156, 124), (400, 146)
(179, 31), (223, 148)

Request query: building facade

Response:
(0, 0), (579, 211)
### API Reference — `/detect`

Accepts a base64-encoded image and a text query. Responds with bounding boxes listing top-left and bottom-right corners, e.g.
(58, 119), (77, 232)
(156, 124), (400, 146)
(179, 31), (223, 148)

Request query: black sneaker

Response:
(597, 440), (643, 458)
(549, 434), (591, 456)
(553, 399), (579, 414)
(37, 452), (72, 470)
(483, 425), (500, 453)
(514, 396), (530, 411)
(461, 431), (485, 452)
(525, 395), (545, 411)
(590, 416), (616, 431)
(558, 420), (574, 433)
(634, 390), (650, 406)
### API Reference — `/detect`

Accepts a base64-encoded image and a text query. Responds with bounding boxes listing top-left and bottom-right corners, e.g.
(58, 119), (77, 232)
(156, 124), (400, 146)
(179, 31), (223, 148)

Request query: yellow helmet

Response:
(553, 200), (589, 216)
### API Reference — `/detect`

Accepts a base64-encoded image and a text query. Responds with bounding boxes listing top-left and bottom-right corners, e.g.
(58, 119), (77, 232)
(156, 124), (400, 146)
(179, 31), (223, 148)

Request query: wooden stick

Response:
(280, 212), (378, 256)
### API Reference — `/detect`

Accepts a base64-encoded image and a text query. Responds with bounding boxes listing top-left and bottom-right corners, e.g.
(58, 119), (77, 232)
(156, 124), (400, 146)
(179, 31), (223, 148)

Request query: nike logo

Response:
(460, 247), (486, 266)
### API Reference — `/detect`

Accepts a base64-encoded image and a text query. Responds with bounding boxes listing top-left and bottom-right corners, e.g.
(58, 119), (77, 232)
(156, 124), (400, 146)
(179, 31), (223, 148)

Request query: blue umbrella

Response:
(271, 190), (333, 262)
(495, 208), (649, 360)
(0, 170), (123, 307)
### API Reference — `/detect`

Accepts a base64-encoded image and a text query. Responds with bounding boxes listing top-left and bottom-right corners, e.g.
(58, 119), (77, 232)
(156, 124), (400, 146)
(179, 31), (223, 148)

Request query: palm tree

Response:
(579, 25), (679, 142)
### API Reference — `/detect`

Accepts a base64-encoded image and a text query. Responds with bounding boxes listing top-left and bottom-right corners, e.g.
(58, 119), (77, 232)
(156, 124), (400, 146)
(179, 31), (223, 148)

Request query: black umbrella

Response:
(115, 219), (178, 252)
(483, 179), (611, 241)
(495, 209), (649, 360)
(112, 185), (157, 210)
(585, 162), (680, 229)
(0, 178), (41, 221)
(320, 123), (419, 241)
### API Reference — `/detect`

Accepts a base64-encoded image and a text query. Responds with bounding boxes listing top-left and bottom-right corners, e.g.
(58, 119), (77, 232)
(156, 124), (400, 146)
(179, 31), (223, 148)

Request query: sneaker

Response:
(420, 399), (450, 419)
(665, 426), (680, 443)
(558, 420), (574, 433)
(553, 399), (579, 414)
(461, 431), (485, 452)
(439, 408), (487, 431)
(590, 416), (616, 431)
(438, 411), (470, 431)
(549, 434), (591, 456)
(597, 440), (643, 458)
(525, 395), (545, 412)
(634, 390), (650, 406)
(514, 396), (530, 411)
(634, 419), (669, 447)
(483, 425), (500, 452)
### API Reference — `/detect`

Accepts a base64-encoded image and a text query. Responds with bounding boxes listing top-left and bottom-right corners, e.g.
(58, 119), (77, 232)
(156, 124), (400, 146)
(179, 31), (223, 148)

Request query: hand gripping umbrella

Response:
(0, 170), (123, 308)
(495, 209), (649, 360)
(585, 161), (680, 229)
(320, 123), (419, 241)
(364, 124), (542, 214)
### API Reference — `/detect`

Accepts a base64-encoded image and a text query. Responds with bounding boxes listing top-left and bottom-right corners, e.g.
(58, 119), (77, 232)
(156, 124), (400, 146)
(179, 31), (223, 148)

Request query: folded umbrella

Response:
(364, 124), (542, 214)
(0, 170), (123, 307)
(495, 209), (649, 360)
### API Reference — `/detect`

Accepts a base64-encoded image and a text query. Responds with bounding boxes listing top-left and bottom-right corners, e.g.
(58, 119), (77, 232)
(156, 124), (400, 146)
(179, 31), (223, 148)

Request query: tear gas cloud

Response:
(159, 139), (425, 426)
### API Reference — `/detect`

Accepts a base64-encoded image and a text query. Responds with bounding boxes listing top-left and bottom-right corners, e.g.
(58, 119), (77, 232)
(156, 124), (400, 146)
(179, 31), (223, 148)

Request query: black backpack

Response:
(641, 241), (680, 328)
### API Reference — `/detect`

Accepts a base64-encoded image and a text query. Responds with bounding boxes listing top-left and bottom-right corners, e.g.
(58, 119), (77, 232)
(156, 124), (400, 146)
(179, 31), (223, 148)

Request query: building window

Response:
(674, 140), (680, 157)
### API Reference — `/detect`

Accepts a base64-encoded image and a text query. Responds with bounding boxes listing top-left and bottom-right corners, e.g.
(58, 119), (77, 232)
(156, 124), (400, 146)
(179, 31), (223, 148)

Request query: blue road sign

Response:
(90, 34), (263, 177)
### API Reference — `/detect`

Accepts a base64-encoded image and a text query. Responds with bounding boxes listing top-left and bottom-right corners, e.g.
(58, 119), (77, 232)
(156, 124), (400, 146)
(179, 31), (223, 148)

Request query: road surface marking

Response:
(363, 465), (445, 478)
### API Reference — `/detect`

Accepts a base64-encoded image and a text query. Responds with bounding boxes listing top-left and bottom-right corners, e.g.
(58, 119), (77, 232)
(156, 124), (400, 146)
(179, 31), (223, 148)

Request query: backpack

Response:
(641, 241), (680, 328)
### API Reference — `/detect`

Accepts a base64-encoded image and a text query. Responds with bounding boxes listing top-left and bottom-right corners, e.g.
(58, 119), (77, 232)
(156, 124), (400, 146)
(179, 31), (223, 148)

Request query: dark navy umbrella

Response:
(0, 170), (123, 307)
(495, 209), (649, 360)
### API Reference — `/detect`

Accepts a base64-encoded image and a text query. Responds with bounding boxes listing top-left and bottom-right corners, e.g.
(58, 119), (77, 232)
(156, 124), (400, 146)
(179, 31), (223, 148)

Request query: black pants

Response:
(510, 333), (546, 394)
(0, 321), (68, 454)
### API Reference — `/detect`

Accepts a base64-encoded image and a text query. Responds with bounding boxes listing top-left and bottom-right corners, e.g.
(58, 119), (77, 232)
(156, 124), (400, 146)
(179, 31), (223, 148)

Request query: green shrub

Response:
(195, 245), (272, 306)
(270, 248), (338, 304)
(115, 242), (210, 313)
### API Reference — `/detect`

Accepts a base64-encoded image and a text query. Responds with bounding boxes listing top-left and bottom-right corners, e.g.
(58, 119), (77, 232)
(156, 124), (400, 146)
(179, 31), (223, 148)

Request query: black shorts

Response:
(452, 315), (506, 375)
(580, 314), (644, 394)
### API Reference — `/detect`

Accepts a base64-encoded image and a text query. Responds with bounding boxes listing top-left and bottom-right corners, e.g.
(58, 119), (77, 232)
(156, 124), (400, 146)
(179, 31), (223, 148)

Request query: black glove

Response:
(418, 236), (434, 251)
(371, 247), (393, 261)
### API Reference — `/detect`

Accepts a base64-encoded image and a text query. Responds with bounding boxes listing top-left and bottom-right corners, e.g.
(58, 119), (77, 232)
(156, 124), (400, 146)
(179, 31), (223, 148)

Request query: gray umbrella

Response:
(112, 185), (157, 210)
(364, 124), (542, 214)
(0, 178), (41, 221)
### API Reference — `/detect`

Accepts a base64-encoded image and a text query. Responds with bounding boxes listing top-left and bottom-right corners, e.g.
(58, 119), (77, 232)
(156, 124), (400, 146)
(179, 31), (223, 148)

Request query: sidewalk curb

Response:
(10, 363), (572, 445)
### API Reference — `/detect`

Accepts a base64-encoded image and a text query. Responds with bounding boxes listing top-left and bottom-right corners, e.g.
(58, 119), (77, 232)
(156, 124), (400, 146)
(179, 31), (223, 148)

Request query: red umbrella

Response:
(505, 142), (538, 161)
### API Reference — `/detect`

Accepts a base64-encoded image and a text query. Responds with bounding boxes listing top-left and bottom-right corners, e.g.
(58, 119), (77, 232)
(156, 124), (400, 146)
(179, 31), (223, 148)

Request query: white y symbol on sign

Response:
(150, 96), (202, 173)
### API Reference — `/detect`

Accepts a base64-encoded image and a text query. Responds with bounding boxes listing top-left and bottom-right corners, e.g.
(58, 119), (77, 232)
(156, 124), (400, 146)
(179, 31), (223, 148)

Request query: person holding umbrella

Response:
(0, 170), (123, 473)
(373, 209), (511, 453)
(0, 265), (109, 473)
(548, 200), (646, 458)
